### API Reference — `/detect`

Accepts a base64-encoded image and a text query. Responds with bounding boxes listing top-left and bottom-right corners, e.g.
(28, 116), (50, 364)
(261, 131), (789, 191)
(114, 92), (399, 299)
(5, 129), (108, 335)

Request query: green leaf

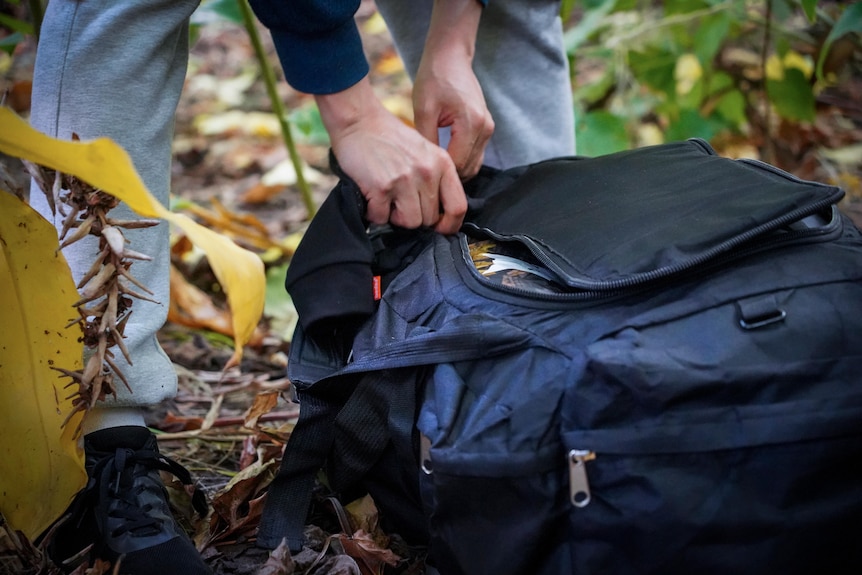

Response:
(191, 0), (243, 25)
(576, 111), (630, 156)
(0, 32), (25, 54)
(816, 2), (862, 79)
(664, 0), (709, 15)
(0, 13), (33, 34)
(572, 60), (616, 105)
(767, 68), (816, 122)
(676, 76), (705, 111)
(715, 89), (748, 128)
(563, 0), (617, 53)
(666, 108), (721, 142)
(560, 0), (577, 21)
(288, 104), (330, 146)
(264, 263), (298, 341)
(800, 0), (818, 22)
(629, 49), (678, 96)
(694, 12), (731, 65)
(583, 0), (617, 9)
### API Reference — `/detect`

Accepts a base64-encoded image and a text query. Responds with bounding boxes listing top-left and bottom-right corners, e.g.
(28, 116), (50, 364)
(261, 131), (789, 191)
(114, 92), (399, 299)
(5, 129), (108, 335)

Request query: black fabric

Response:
(283, 161), (374, 335)
(260, 139), (862, 573)
(463, 139), (844, 289)
(257, 392), (345, 551)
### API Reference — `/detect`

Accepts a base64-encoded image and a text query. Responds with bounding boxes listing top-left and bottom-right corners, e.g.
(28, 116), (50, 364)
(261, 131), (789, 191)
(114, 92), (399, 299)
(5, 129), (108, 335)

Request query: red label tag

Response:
(373, 275), (382, 301)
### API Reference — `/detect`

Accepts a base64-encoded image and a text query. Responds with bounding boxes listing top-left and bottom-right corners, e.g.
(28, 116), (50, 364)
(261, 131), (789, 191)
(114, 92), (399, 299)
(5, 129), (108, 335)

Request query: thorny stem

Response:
(29, 162), (158, 437)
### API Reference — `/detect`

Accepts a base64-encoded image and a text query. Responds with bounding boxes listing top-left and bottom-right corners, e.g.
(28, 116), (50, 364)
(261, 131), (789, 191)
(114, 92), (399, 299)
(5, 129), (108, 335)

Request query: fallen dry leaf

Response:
(244, 390), (280, 430)
(206, 457), (278, 546)
(337, 530), (401, 575)
(169, 264), (235, 336)
(255, 539), (296, 575)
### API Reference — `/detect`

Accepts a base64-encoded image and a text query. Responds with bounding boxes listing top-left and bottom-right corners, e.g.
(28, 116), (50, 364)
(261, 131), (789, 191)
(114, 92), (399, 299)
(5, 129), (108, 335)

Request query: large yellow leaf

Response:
(0, 107), (265, 369)
(0, 191), (87, 539)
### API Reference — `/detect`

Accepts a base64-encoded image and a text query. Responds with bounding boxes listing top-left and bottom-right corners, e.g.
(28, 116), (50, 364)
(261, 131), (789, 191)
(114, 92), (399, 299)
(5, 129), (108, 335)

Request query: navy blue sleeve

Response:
(248, 0), (369, 94)
(248, 0), (489, 95)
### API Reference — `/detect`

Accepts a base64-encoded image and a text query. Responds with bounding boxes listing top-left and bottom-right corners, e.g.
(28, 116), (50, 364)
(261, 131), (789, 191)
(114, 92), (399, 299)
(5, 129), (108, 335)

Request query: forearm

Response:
(424, 0), (484, 64)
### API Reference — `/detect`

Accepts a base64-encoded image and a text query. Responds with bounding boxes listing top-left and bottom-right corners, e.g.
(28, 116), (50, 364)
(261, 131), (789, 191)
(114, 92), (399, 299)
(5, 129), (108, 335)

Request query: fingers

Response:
(363, 159), (463, 233)
(325, 97), (465, 233)
(434, 161), (468, 234)
(446, 111), (494, 179)
(388, 176), (436, 230)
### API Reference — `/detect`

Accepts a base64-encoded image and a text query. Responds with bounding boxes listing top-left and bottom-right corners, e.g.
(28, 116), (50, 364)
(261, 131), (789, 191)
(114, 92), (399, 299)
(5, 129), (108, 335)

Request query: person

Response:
(28, 0), (574, 573)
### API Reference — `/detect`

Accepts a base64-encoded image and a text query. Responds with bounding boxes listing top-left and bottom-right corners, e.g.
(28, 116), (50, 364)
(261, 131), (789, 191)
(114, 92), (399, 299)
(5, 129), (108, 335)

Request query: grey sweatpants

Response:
(29, 0), (574, 433)
(29, 0), (199, 433)
(375, 0), (576, 166)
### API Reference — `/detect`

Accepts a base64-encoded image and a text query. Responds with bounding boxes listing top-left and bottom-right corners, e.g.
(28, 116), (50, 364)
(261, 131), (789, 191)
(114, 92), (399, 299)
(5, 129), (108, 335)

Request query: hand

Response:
(316, 77), (467, 234)
(413, 0), (494, 180)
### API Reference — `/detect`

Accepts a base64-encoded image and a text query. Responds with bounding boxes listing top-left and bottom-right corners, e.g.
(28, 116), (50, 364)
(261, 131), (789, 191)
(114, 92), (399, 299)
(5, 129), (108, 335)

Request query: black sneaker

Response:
(49, 426), (212, 574)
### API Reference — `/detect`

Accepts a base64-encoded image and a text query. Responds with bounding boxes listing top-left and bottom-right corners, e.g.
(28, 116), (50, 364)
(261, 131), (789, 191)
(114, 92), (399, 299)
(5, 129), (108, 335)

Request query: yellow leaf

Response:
(194, 110), (281, 138)
(765, 53), (784, 81)
(783, 50), (814, 80)
(0, 107), (265, 369)
(766, 50), (813, 81)
(674, 53), (702, 96)
(362, 11), (389, 36)
(0, 191), (87, 539)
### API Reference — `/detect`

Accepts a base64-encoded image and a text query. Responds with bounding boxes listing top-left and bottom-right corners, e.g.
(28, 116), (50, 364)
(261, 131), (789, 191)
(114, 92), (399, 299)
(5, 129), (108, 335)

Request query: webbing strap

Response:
(329, 368), (423, 492)
(328, 371), (394, 492)
(257, 393), (339, 551)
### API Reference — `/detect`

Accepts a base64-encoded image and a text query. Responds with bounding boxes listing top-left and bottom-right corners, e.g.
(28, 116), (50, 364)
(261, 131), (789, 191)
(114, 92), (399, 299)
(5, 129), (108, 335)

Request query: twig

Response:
(760, 0), (775, 164)
(238, 0), (317, 218)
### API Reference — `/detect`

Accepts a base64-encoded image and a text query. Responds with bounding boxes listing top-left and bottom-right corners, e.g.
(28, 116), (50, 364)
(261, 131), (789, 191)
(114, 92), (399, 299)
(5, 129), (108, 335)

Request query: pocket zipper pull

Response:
(420, 433), (433, 475)
(569, 449), (595, 508)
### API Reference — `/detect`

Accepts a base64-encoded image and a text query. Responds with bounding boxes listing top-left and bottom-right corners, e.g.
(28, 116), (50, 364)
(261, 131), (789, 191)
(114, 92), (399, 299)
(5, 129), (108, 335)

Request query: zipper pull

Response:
(420, 433), (433, 475)
(569, 449), (595, 508)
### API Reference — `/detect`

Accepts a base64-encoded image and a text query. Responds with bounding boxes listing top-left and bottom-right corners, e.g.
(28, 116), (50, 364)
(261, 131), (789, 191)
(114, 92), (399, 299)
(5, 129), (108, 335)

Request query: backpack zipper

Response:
(459, 205), (842, 303)
(569, 449), (596, 508)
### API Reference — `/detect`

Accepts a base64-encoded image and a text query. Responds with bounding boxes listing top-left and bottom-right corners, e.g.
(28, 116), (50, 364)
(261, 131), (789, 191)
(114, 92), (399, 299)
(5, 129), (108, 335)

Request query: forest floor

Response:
(1, 2), (861, 574)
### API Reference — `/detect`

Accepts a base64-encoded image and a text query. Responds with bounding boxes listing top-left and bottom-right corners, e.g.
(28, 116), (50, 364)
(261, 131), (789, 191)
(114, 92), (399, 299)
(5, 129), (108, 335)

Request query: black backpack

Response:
(259, 139), (862, 575)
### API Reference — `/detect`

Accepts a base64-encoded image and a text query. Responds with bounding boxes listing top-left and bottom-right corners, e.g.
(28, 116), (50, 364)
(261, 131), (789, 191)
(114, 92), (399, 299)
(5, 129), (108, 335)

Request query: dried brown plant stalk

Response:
(25, 154), (159, 437)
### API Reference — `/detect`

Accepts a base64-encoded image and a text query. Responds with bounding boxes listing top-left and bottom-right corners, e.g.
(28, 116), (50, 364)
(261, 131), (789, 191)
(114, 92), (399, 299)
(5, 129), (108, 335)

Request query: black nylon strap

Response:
(329, 371), (394, 493)
(257, 393), (340, 551)
(329, 367), (424, 491)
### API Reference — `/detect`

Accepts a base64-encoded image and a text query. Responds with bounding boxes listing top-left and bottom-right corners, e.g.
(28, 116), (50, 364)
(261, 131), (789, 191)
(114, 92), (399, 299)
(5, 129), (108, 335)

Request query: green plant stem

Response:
(760, 0), (775, 164)
(238, 0), (316, 217)
(28, 0), (42, 41)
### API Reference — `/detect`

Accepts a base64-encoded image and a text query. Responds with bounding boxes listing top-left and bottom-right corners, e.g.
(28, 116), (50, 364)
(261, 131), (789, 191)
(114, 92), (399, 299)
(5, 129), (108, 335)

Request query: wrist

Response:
(315, 76), (385, 138)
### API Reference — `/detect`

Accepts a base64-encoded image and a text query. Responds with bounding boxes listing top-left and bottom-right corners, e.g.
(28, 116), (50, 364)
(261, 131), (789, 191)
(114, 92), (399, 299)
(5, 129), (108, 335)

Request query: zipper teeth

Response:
(460, 205), (842, 303)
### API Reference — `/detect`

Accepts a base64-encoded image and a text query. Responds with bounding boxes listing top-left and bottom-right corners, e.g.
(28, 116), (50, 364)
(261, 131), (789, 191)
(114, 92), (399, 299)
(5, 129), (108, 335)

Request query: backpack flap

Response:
(463, 139), (845, 292)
